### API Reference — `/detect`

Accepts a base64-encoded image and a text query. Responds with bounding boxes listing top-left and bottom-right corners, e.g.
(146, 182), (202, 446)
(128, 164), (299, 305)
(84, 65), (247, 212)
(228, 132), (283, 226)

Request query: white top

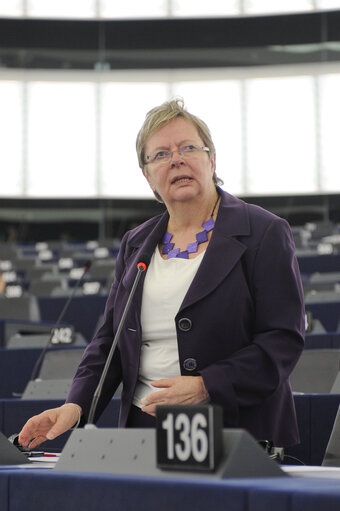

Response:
(132, 247), (205, 408)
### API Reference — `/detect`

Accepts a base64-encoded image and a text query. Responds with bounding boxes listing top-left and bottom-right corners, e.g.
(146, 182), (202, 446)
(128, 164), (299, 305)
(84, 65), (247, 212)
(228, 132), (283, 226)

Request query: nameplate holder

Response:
(51, 326), (75, 345)
(0, 432), (30, 465)
(56, 424), (284, 478)
(156, 404), (223, 472)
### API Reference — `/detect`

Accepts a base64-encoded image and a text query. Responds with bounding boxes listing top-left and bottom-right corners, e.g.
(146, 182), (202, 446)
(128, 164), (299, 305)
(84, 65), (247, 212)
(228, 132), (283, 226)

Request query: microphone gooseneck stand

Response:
(86, 256), (150, 427)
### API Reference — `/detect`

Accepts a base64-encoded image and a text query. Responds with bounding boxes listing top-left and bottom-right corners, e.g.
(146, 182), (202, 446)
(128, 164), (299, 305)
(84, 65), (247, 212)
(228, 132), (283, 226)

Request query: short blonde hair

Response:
(136, 99), (223, 201)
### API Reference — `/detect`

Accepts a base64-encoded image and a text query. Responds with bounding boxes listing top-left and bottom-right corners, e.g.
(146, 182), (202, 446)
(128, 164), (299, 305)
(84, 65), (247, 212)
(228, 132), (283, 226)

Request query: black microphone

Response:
(28, 260), (92, 384)
(86, 253), (151, 426)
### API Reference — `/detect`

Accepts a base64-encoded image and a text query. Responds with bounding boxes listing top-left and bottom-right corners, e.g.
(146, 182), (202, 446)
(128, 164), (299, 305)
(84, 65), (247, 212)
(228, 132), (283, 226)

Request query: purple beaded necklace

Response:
(161, 192), (220, 259)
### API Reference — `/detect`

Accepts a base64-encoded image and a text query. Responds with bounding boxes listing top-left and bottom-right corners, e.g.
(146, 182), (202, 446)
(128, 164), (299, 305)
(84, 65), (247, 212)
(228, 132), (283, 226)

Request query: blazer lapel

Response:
(180, 190), (250, 311)
(121, 212), (169, 295)
(180, 237), (247, 311)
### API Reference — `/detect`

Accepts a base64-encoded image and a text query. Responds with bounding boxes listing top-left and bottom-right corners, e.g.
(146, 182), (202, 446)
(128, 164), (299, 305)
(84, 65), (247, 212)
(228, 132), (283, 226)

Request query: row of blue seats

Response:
(0, 294), (339, 348)
(0, 295), (106, 345)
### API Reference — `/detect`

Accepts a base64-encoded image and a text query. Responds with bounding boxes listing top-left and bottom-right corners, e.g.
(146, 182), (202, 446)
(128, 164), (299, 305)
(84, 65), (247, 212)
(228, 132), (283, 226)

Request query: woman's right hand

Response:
(18, 403), (82, 450)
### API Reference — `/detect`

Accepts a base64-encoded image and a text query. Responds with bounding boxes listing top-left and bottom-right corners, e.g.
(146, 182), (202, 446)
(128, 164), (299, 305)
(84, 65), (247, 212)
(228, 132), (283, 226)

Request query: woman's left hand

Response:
(140, 376), (210, 417)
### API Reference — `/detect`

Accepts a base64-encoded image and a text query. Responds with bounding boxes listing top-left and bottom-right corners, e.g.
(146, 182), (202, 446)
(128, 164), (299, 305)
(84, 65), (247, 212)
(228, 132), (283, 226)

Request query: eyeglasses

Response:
(145, 144), (210, 166)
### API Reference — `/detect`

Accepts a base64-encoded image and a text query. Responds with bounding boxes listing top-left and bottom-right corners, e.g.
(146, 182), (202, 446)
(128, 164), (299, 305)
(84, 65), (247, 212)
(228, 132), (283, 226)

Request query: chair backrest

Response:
(38, 347), (85, 379)
(0, 296), (40, 321)
(310, 318), (326, 334)
(29, 279), (65, 296)
(25, 266), (57, 281)
(290, 349), (340, 393)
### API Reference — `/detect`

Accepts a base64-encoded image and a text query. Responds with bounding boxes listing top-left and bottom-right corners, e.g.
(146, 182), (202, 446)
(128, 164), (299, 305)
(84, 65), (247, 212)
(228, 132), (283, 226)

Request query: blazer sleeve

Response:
(199, 217), (305, 423)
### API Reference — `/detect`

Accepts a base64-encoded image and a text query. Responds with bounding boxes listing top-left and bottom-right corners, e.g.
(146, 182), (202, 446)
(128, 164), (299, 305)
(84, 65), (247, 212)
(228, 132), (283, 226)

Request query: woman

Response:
(19, 99), (305, 449)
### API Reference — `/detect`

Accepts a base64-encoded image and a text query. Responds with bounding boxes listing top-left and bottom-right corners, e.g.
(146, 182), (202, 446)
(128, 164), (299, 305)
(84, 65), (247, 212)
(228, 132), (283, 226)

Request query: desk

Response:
(305, 333), (340, 349)
(2, 468), (340, 511)
(0, 395), (339, 466)
(2, 339), (340, 399)
(0, 348), (41, 398)
(298, 253), (340, 274)
(38, 295), (107, 342)
(287, 394), (340, 466)
(0, 346), (85, 399)
(305, 302), (340, 332)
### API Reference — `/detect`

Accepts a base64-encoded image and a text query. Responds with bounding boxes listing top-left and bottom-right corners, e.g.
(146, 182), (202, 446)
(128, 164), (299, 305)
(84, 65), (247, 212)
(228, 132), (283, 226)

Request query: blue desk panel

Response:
(305, 302), (340, 333)
(0, 347), (41, 398)
(298, 253), (340, 274)
(0, 346), (85, 399)
(310, 394), (340, 466)
(305, 333), (340, 349)
(286, 394), (340, 466)
(286, 394), (311, 465)
(2, 469), (340, 511)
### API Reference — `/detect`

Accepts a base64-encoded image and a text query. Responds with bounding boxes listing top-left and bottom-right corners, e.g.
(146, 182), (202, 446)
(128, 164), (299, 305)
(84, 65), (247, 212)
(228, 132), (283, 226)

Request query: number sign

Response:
(156, 404), (223, 471)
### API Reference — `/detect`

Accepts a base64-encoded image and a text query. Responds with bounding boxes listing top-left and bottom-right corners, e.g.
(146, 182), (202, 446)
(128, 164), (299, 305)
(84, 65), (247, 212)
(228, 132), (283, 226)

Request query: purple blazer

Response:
(67, 189), (305, 446)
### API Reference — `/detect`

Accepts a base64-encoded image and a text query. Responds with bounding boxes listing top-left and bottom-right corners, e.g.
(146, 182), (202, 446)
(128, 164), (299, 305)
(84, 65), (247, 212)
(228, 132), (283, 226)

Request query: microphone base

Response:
(55, 428), (285, 479)
(84, 423), (98, 430)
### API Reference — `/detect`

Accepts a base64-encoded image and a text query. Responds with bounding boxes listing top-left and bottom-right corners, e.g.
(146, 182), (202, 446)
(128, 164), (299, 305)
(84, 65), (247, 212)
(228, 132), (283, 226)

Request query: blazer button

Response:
(178, 317), (192, 332)
(183, 358), (197, 371)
